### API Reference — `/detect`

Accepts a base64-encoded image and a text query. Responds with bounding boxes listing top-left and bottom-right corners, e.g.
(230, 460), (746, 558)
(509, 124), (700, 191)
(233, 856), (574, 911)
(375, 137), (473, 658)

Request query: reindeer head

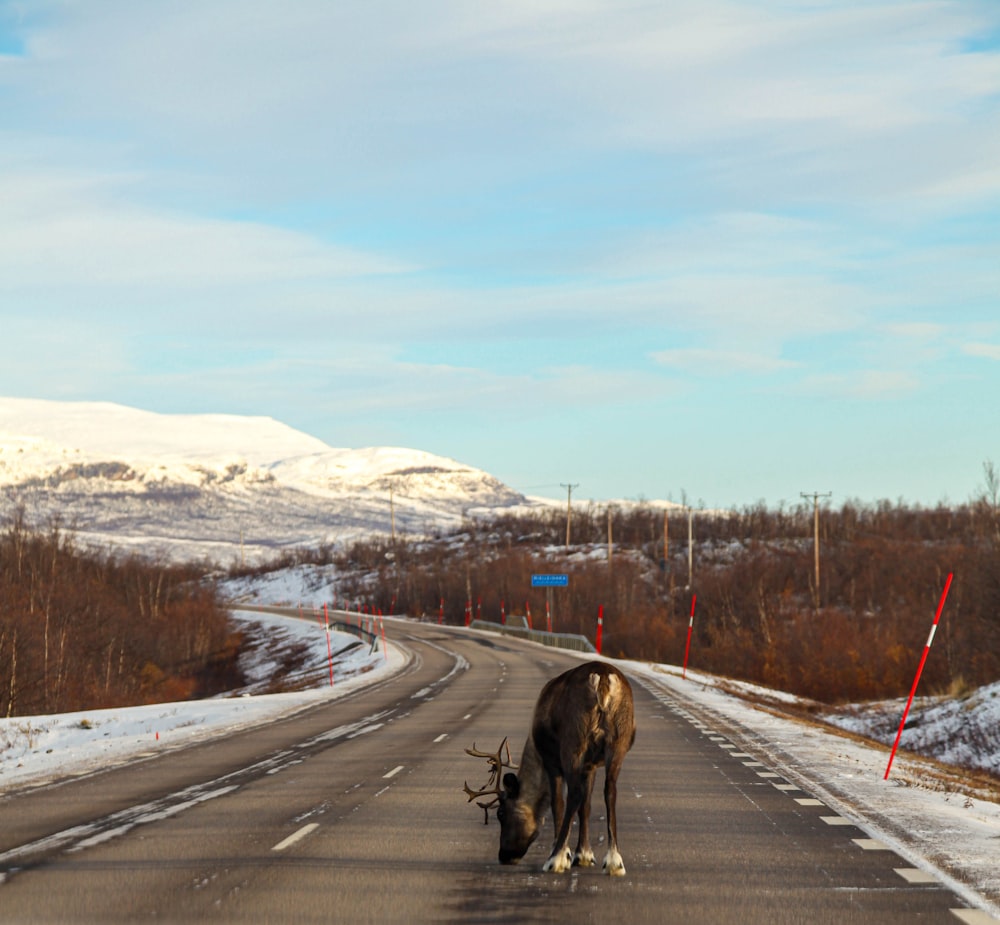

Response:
(496, 770), (540, 864)
(464, 738), (538, 865)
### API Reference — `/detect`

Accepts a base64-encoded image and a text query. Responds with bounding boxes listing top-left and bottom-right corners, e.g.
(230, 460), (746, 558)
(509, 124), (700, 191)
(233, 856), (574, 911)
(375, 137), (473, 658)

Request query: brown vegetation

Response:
(0, 510), (243, 717)
(267, 495), (1000, 706)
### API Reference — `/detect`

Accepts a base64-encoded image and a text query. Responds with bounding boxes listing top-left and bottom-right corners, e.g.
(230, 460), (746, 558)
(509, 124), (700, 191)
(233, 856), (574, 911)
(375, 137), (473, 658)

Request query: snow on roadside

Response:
(0, 609), (409, 792)
(625, 660), (1000, 918)
(820, 682), (1000, 778)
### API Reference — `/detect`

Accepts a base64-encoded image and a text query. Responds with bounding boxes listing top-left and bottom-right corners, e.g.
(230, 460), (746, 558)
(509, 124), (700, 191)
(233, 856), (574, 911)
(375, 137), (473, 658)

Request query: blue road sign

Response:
(531, 573), (569, 588)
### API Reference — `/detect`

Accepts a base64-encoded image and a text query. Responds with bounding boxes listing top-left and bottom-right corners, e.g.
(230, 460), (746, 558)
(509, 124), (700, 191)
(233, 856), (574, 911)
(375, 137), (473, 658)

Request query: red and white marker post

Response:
(682, 594), (697, 680)
(884, 572), (954, 780)
(595, 605), (604, 655)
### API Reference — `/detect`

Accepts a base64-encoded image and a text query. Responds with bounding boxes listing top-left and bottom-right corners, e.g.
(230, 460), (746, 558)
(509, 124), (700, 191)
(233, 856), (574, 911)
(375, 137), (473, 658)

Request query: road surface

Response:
(0, 614), (990, 923)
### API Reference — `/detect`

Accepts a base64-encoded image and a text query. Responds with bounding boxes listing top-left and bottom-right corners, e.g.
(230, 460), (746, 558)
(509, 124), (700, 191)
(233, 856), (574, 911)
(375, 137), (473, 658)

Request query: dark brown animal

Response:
(464, 661), (635, 875)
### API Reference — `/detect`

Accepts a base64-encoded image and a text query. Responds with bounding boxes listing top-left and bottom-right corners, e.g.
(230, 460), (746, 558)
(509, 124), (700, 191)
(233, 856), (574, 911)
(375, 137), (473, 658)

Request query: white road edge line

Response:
(272, 823), (319, 852)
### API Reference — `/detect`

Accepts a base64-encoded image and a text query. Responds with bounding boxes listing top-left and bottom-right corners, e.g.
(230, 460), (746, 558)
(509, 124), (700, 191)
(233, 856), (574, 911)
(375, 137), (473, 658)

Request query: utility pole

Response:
(801, 491), (832, 609)
(687, 506), (694, 590)
(663, 507), (669, 566)
(561, 483), (578, 550)
(607, 505), (614, 570)
(389, 483), (396, 544)
(663, 507), (671, 590)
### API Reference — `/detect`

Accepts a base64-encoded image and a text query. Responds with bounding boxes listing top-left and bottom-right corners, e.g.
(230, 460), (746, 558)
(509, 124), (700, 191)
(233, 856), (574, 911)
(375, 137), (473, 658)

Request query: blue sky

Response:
(1, 1), (999, 508)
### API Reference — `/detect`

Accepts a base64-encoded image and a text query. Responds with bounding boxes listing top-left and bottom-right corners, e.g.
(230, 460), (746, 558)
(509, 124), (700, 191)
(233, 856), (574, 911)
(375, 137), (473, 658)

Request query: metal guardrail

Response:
(232, 603), (382, 653)
(469, 619), (597, 654)
(329, 618), (381, 654)
(233, 602), (593, 655)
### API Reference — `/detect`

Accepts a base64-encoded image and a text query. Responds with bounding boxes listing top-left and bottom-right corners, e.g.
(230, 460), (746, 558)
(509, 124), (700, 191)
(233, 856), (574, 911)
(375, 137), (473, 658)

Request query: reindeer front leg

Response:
(544, 774), (584, 873)
(546, 769), (565, 848)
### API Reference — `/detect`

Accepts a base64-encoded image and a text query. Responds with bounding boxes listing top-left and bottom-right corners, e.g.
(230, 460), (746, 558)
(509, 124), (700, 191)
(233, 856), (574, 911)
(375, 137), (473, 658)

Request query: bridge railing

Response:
(468, 619), (597, 654)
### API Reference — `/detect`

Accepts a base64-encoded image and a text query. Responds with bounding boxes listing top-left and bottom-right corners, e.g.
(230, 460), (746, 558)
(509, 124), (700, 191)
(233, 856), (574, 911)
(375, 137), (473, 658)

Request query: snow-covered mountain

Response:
(0, 397), (534, 562)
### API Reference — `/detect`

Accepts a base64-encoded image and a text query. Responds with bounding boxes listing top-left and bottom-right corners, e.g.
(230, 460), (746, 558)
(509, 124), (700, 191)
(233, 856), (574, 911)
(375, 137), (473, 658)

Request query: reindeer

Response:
(464, 661), (635, 875)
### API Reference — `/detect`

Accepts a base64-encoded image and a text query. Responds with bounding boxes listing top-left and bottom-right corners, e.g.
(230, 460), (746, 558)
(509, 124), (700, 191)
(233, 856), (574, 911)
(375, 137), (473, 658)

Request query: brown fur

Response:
(498, 661), (635, 874)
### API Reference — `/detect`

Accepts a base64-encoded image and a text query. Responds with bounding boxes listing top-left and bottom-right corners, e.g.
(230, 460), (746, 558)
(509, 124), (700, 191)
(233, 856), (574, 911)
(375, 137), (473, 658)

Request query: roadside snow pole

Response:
(595, 605), (604, 655)
(380, 615), (388, 661)
(323, 603), (334, 687)
(525, 601), (532, 630)
(884, 572), (954, 780)
(682, 594), (697, 680)
(545, 597), (552, 633)
(439, 598), (445, 625)
(500, 599), (506, 625)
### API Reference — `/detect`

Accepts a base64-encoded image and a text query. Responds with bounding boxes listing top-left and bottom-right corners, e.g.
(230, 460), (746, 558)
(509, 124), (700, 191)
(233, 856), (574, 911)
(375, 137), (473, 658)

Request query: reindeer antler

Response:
(463, 737), (518, 824)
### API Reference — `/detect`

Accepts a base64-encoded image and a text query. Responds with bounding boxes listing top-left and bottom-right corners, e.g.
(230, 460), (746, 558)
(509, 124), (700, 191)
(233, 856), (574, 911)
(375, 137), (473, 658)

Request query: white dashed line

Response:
(820, 816), (855, 827)
(433, 733), (448, 743)
(383, 765), (404, 779)
(272, 823), (319, 852)
(951, 909), (997, 924)
(853, 838), (891, 851)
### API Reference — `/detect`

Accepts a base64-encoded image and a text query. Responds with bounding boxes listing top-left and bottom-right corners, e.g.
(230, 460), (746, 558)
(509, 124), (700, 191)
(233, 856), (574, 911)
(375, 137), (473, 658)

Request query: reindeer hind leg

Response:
(573, 767), (596, 867)
(602, 761), (626, 876)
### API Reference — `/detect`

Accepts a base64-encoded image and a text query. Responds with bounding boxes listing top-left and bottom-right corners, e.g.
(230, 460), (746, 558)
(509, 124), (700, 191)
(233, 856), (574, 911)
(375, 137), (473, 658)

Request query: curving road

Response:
(0, 614), (989, 924)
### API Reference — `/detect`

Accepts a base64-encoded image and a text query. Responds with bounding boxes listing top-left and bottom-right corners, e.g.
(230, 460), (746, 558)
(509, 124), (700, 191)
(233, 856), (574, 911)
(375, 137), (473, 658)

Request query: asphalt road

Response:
(0, 616), (990, 924)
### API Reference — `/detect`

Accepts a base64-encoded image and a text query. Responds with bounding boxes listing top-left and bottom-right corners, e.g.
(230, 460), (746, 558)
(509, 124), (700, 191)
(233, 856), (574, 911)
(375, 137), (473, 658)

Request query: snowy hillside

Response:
(0, 397), (533, 562)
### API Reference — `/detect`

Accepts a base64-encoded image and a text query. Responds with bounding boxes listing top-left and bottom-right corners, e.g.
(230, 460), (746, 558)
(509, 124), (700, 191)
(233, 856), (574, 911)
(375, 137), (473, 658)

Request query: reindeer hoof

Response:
(603, 849), (626, 876)
(574, 848), (596, 867)
(543, 847), (573, 873)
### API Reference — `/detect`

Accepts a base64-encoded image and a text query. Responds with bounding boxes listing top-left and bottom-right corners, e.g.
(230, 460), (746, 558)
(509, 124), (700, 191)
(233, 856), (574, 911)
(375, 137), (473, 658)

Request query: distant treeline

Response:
(251, 492), (1000, 704)
(0, 510), (243, 718)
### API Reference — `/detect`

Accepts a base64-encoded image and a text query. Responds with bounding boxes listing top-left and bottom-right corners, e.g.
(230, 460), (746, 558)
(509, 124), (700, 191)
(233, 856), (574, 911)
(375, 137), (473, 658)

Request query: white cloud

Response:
(800, 370), (920, 400)
(0, 169), (411, 292)
(4, 0), (998, 210)
(651, 348), (799, 376)
(963, 342), (1000, 361)
(884, 322), (947, 341)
